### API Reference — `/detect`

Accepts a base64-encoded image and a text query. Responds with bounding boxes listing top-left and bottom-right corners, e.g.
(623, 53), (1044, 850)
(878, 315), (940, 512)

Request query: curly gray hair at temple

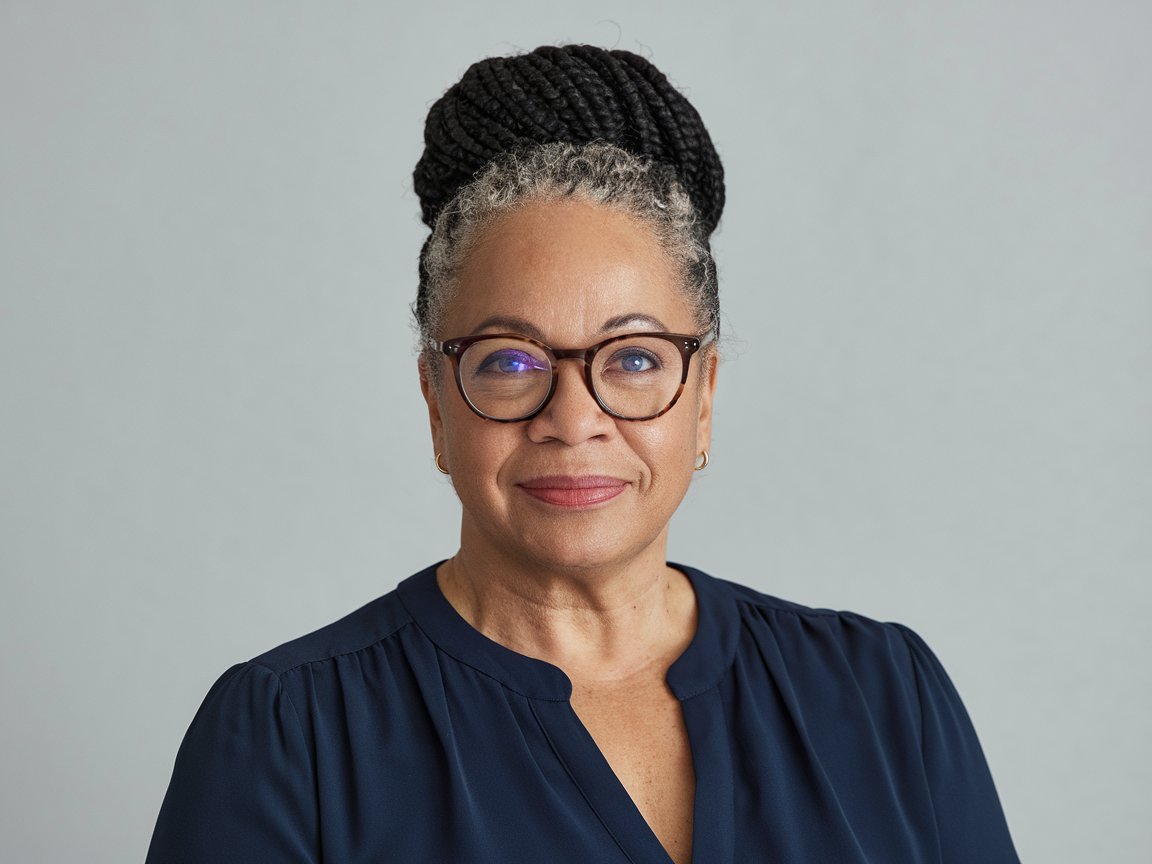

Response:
(415, 140), (720, 378)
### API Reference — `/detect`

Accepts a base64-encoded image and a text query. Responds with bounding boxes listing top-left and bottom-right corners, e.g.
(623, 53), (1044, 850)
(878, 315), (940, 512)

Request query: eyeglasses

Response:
(434, 331), (714, 422)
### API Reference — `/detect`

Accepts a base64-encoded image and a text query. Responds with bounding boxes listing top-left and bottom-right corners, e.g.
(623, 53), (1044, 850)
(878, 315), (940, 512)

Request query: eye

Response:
(476, 349), (547, 375)
(610, 349), (660, 373)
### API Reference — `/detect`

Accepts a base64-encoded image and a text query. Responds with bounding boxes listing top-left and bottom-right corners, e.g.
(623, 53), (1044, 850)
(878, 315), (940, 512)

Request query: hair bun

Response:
(414, 44), (725, 236)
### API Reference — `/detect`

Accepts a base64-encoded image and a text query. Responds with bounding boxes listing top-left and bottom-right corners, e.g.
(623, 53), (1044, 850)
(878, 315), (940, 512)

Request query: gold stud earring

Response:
(694, 450), (709, 471)
(435, 453), (450, 475)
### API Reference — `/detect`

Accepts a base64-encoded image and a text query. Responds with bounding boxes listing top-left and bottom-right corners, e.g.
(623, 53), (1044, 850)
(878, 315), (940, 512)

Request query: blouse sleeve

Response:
(146, 662), (318, 863)
(896, 625), (1020, 863)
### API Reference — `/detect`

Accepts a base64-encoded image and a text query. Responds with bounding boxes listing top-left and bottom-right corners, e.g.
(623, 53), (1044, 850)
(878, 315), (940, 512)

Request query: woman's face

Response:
(420, 198), (716, 575)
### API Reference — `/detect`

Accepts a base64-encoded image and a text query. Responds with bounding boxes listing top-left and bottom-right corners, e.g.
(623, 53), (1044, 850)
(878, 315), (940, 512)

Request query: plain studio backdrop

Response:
(2, 2), (1149, 861)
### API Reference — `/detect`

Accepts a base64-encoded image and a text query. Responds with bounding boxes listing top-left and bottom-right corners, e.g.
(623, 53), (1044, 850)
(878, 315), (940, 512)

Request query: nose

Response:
(524, 357), (614, 444)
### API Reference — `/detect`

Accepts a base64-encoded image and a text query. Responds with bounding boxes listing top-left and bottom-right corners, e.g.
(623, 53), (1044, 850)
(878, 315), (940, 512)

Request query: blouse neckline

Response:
(396, 561), (740, 702)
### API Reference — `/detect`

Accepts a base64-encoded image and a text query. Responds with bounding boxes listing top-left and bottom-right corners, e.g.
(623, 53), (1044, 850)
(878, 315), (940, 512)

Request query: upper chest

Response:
(283, 639), (943, 864)
(570, 675), (690, 763)
(570, 676), (696, 864)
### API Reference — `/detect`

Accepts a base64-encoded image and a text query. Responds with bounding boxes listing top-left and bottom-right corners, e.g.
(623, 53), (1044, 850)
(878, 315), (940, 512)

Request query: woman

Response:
(147, 45), (1019, 863)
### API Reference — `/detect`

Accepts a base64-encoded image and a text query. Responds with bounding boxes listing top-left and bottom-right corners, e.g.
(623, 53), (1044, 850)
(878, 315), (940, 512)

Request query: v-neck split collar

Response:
(396, 561), (741, 703)
(397, 561), (739, 863)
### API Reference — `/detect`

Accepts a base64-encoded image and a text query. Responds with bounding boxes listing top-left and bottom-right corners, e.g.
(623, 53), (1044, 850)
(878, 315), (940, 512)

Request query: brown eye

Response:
(607, 348), (661, 374)
(475, 349), (548, 375)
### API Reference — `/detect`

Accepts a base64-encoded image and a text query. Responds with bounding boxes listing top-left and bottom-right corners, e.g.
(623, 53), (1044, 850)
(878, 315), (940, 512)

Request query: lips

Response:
(516, 475), (629, 508)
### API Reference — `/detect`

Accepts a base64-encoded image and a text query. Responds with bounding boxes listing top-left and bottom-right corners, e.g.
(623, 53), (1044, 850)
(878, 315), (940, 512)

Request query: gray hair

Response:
(415, 141), (719, 377)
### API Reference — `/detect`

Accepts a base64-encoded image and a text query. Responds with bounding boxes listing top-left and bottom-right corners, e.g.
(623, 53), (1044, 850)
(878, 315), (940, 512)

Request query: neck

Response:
(437, 534), (696, 684)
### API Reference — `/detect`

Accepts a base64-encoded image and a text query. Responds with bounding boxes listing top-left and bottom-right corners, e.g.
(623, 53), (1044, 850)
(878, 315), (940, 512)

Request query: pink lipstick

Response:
(517, 476), (628, 508)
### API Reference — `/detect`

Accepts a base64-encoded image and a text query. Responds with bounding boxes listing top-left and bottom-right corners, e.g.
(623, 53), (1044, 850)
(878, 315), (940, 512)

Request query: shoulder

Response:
(678, 563), (928, 677)
(681, 565), (973, 736)
(685, 563), (912, 629)
(244, 567), (430, 678)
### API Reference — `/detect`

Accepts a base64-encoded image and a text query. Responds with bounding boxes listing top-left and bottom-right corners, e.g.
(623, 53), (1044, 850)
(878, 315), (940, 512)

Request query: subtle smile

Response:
(516, 476), (629, 508)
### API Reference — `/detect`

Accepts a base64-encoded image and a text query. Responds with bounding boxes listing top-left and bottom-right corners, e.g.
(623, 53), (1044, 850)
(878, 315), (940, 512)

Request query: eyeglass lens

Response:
(456, 335), (688, 420)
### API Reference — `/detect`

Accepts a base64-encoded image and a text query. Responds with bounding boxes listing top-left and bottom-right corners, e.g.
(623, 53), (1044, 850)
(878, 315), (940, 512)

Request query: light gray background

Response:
(2, 2), (1149, 861)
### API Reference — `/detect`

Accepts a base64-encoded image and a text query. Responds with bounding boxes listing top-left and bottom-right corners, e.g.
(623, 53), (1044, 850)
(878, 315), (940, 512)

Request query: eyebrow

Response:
(471, 313), (669, 341)
(600, 313), (668, 333)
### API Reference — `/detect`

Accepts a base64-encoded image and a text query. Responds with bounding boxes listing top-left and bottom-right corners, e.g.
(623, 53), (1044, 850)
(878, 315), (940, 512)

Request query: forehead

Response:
(445, 198), (692, 341)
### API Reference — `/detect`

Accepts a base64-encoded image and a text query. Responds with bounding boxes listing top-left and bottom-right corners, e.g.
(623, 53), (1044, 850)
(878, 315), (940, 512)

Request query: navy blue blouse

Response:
(147, 564), (1019, 862)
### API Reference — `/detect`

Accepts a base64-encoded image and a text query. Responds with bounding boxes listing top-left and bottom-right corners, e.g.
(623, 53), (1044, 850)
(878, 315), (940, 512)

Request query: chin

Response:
(509, 528), (660, 575)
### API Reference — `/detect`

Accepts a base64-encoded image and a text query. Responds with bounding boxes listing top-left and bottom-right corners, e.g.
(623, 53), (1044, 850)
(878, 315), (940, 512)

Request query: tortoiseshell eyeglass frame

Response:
(434, 330), (715, 423)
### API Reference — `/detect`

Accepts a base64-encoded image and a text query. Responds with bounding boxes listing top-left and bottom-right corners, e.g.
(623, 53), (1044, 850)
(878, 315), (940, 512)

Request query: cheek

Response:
(441, 409), (518, 488)
(626, 418), (698, 484)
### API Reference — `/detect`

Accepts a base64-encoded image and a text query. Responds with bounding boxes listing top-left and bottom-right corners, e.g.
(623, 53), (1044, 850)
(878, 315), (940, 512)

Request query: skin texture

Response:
(419, 198), (717, 864)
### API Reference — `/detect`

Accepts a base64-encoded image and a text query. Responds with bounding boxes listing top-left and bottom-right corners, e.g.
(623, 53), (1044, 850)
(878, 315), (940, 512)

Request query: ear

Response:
(419, 360), (446, 458)
(695, 350), (718, 456)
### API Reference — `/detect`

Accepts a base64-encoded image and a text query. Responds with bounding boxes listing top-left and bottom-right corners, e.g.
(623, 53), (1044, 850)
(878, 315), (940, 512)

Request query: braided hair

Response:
(413, 45), (725, 358)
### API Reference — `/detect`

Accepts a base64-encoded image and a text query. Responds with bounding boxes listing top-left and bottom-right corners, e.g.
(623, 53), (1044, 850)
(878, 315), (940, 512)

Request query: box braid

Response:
(413, 44), (725, 359)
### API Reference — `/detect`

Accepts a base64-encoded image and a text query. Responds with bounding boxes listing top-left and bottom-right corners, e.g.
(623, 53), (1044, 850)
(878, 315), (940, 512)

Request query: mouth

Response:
(516, 475), (629, 508)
